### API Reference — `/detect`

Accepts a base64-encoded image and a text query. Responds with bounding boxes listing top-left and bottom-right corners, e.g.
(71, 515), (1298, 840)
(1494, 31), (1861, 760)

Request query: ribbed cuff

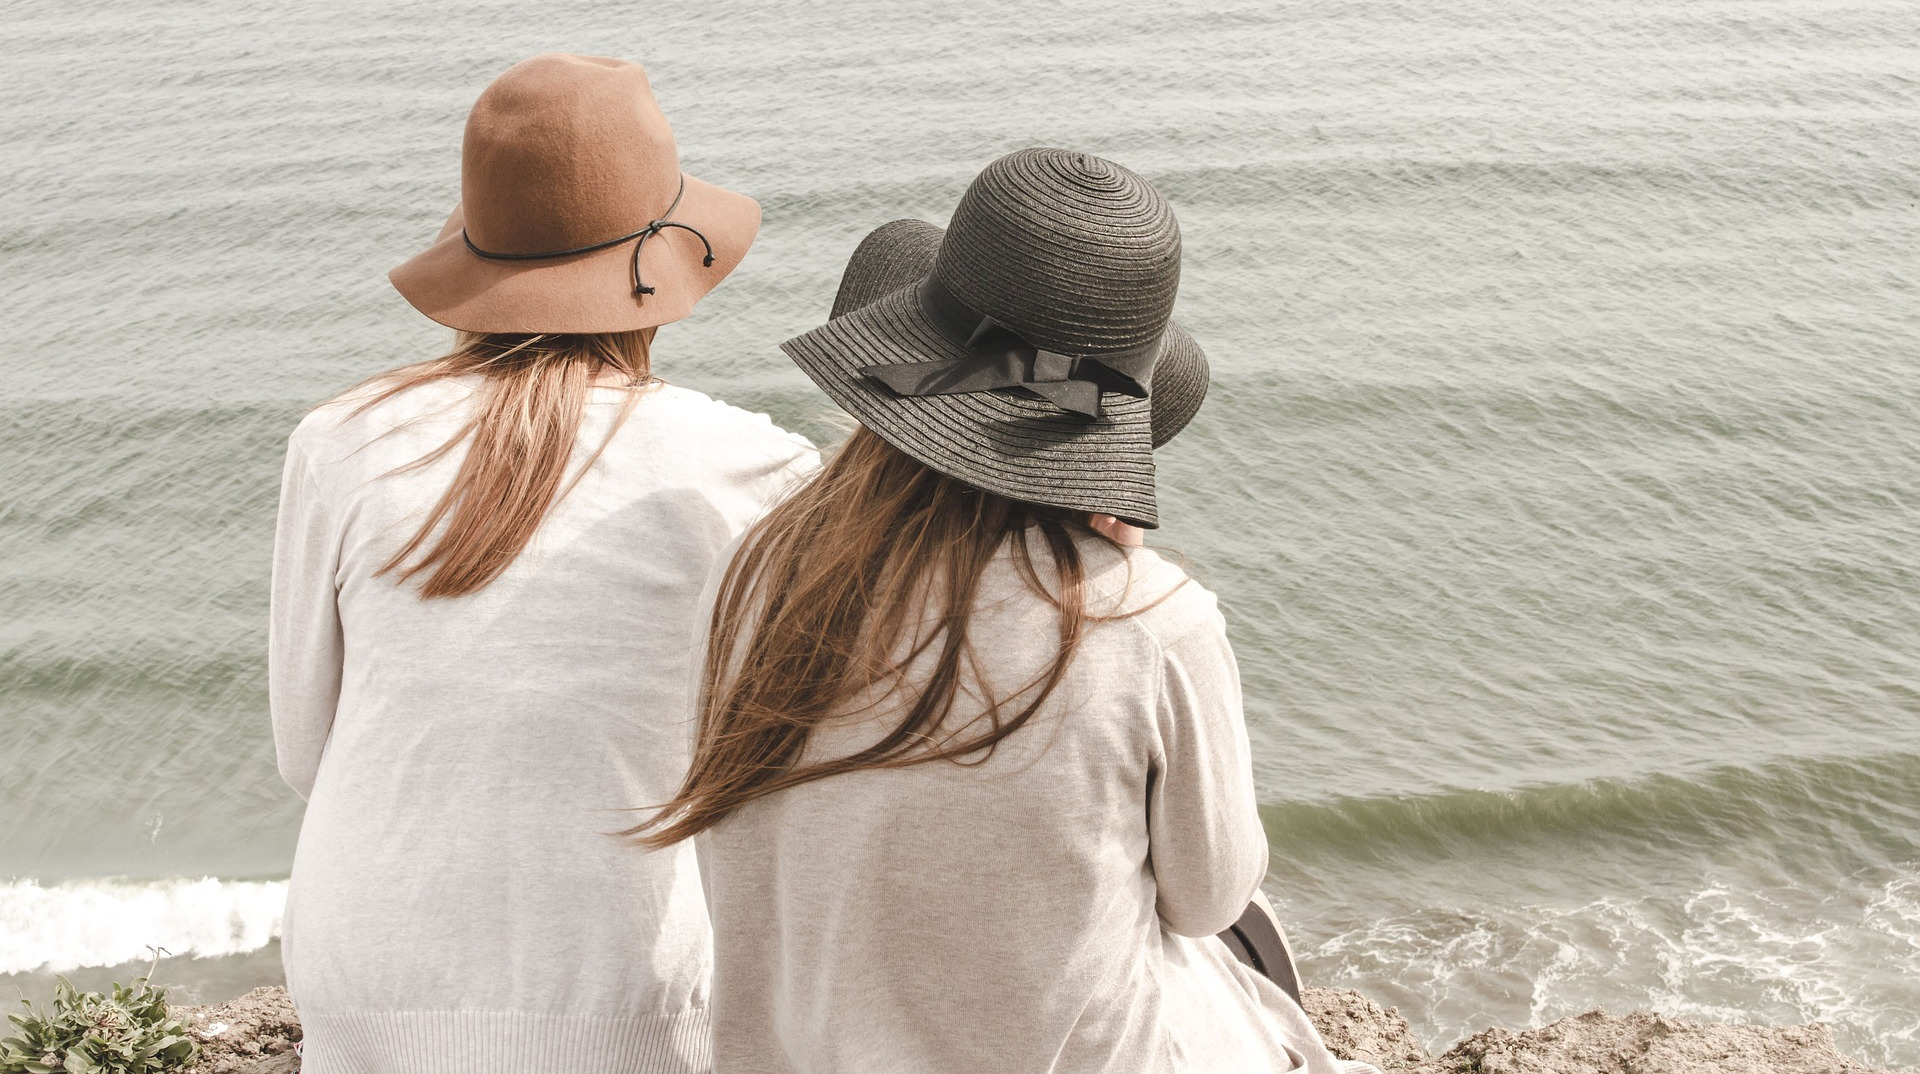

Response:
(298, 1007), (711, 1074)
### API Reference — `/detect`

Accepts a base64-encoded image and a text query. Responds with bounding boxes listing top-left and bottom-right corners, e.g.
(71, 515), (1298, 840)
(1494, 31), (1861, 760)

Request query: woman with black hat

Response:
(825, 214), (1308, 1009)
(634, 148), (1378, 1073)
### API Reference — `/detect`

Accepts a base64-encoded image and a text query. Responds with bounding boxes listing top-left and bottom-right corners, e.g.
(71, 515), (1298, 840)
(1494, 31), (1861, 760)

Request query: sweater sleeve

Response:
(1147, 608), (1270, 937)
(268, 437), (344, 801)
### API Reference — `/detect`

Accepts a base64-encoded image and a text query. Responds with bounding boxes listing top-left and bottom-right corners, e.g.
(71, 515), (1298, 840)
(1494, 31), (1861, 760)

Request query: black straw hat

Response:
(828, 218), (1210, 451)
(783, 148), (1205, 528)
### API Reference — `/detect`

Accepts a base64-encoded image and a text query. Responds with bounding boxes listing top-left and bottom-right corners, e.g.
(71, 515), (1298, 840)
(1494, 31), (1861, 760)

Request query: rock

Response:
(173, 987), (301, 1074)
(1413, 1008), (1905, 1074)
(1292, 989), (1910, 1074)
(1302, 987), (1429, 1070)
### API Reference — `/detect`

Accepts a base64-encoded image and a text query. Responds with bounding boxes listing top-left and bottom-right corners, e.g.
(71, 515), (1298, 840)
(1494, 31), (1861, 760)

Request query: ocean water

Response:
(3, 0), (1918, 1064)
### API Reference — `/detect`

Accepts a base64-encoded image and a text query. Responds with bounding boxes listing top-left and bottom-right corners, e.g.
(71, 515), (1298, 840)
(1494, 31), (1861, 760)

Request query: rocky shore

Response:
(1299, 990), (1905, 1073)
(176, 986), (1905, 1074)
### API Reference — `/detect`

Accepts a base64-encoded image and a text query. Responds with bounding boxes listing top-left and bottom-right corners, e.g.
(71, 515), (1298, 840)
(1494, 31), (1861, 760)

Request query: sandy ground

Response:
(175, 986), (1906, 1074)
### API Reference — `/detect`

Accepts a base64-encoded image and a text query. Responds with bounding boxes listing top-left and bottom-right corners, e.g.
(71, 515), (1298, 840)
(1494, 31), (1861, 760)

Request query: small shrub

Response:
(0, 976), (198, 1074)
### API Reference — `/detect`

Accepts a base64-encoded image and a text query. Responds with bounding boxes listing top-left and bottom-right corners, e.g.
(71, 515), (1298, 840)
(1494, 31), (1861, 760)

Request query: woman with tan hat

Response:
(269, 54), (814, 1073)
(634, 148), (1379, 1073)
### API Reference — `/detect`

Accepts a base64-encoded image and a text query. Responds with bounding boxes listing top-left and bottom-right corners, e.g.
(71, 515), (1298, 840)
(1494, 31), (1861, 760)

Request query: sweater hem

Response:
(297, 1007), (711, 1074)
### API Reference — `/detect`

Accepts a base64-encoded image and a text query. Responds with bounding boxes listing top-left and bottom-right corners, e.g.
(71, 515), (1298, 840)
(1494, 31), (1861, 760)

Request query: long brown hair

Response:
(630, 427), (1119, 848)
(344, 330), (652, 598)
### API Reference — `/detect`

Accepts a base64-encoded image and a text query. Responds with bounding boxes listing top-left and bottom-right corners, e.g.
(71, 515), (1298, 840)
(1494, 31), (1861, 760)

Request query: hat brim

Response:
(830, 219), (945, 320)
(1146, 340), (1209, 450)
(783, 283), (1209, 529)
(388, 173), (759, 335)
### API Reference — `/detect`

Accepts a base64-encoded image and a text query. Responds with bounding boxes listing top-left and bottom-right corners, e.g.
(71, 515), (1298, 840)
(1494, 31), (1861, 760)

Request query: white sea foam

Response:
(0, 877), (286, 976)
(1299, 865), (1920, 1069)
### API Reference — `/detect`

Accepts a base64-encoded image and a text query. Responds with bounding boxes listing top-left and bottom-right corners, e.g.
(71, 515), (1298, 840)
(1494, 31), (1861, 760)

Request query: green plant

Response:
(0, 976), (198, 1074)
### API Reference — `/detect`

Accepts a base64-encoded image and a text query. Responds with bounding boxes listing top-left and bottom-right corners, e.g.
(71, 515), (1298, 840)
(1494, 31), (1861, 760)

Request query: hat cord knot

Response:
(459, 174), (717, 299)
(629, 219), (716, 295)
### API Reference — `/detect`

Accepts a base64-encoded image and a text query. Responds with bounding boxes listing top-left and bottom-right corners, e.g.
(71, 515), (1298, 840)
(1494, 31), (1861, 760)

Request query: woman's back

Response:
(273, 377), (815, 1072)
(696, 538), (1326, 1073)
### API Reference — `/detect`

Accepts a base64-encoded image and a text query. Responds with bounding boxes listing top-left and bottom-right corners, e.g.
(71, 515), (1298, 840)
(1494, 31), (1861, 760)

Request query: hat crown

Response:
(460, 54), (681, 254)
(933, 148), (1181, 355)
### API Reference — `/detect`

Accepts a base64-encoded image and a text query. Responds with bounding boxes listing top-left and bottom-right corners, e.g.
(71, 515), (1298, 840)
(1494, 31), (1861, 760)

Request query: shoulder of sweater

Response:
(286, 375), (474, 459)
(647, 383), (819, 459)
(285, 378), (818, 465)
(1084, 546), (1227, 656)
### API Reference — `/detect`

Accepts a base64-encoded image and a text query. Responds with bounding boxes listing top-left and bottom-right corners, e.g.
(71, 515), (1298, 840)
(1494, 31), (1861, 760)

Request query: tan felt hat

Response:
(390, 53), (759, 334)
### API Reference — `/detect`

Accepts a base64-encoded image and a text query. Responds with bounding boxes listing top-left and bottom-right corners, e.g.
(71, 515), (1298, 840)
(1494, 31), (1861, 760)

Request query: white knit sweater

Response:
(269, 376), (818, 1074)
(696, 538), (1379, 1074)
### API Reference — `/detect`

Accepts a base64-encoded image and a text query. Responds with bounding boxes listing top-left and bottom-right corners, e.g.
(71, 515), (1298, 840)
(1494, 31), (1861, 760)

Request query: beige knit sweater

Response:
(696, 536), (1380, 1073)
(270, 377), (817, 1074)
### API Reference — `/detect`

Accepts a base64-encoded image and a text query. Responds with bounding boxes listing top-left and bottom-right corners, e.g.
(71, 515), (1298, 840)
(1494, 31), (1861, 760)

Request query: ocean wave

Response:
(1262, 752), (1920, 864)
(0, 877), (285, 976)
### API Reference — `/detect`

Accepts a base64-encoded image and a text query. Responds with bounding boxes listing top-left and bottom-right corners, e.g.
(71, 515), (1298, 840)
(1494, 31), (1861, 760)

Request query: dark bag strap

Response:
(1216, 900), (1304, 1008)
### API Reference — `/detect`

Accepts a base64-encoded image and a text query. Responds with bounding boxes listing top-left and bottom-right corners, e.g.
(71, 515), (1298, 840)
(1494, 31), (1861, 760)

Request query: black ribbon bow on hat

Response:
(857, 278), (1160, 418)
